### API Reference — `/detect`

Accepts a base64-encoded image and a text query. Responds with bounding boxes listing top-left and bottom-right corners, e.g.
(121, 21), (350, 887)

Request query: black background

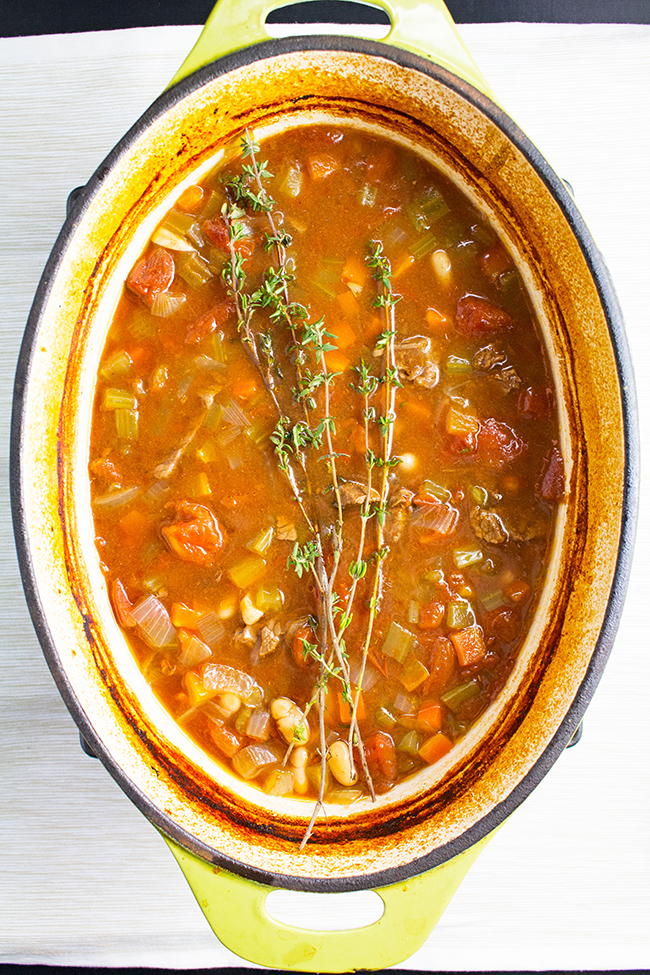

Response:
(2, 0), (650, 35)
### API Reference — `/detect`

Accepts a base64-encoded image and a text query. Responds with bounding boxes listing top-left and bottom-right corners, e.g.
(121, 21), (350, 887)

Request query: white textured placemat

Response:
(1, 21), (649, 971)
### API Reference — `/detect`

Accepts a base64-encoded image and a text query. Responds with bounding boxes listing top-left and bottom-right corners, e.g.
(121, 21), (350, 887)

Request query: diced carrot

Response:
(336, 290), (360, 318)
(183, 671), (218, 708)
(350, 423), (367, 454)
(338, 687), (365, 724)
(329, 319), (357, 350)
(307, 152), (341, 181)
(418, 599), (445, 630)
(393, 252), (415, 279)
(112, 579), (135, 628)
(341, 255), (369, 289)
(446, 406), (479, 438)
(119, 508), (150, 542)
(324, 348), (351, 374)
(402, 397), (432, 421)
(416, 701), (443, 733)
(425, 306), (448, 330)
(125, 345), (148, 368)
(365, 316), (384, 340)
(418, 732), (453, 765)
(171, 601), (203, 629)
(450, 624), (486, 666)
(232, 377), (258, 400)
(176, 185), (204, 212)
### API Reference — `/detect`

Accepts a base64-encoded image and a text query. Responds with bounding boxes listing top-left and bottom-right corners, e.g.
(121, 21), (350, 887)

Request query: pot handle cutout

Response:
(169, 0), (497, 102)
(163, 832), (490, 971)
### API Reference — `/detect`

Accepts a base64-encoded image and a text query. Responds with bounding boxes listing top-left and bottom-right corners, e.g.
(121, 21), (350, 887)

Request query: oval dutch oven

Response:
(11, 0), (639, 970)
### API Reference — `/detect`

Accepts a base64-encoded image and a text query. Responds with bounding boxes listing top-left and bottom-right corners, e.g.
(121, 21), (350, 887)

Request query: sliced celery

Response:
(228, 554), (267, 589)
(255, 586), (284, 614)
(247, 526), (274, 556)
(471, 484), (489, 506)
(375, 706), (397, 730)
(445, 355), (472, 374)
(115, 409), (139, 440)
(421, 481), (451, 503)
(399, 656), (429, 692)
(447, 599), (475, 630)
(453, 546), (484, 569)
(480, 590), (505, 611)
(409, 231), (438, 260)
(407, 599), (420, 624)
(103, 388), (137, 411)
(100, 351), (132, 381)
(177, 251), (213, 289)
(397, 730), (421, 756)
(279, 163), (303, 198)
(441, 679), (481, 711)
(382, 621), (416, 664)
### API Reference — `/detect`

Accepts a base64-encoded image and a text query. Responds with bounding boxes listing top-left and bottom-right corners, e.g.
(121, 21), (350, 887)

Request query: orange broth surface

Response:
(90, 124), (564, 808)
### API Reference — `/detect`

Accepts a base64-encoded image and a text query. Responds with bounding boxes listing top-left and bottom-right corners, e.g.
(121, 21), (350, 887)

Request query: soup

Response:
(90, 124), (563, 840)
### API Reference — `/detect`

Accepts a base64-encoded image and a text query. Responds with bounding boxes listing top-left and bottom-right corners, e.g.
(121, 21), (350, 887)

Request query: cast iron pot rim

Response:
(11, 33), (639, 893)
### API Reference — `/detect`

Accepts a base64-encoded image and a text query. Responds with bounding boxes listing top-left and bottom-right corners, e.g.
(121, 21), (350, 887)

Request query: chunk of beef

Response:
(338, 481), (380, 506)
(473, 343), (508, 371)
(470, 506), (509, 545)
(257, 625), (281, 659)
(490, 365), (522, 392)
(392, 335), (440, 389)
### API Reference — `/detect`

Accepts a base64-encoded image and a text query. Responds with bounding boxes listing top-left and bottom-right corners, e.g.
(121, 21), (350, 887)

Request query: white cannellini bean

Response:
(327, 740), (358, 787)
(292, 766), (309, 795)
(271, 697), (309, 745)
(290, 746), (309, 769)
(431, 248), (452, 283)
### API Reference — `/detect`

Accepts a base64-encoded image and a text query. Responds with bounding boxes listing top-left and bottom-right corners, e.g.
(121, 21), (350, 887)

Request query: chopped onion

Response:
(412, 502), (459, 537)
(202, 662), (263, 706)
(151, 226), (196, 252)
(178, 633), (212, 668)
(196, 612), (225, 648)
(131, 595), (176, 648)
(232, 743), (277, 780)
(222, 398), (250, 428)
(246, 708), (271, 741)
(93, 486), (140, 508)
(348, 660), (380, 693)
(151, 292), (186, 318)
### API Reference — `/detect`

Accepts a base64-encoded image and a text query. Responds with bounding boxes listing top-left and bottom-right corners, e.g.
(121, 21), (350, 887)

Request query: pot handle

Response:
(163, 832), (490, 971)
(169, 0), (496, 102)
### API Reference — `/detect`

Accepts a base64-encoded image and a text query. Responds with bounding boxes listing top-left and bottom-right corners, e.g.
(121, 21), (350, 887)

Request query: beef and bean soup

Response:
(90, 124), (563, 833)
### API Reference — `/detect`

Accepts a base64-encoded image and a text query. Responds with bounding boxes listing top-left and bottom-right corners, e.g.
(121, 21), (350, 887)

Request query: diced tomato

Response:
(455, 294), (513, 337)
(366, 146), (397, 183)
(307, 152), (341, 181)
(477, 417), (524, 469)
(418, 599), (445, 630)
(209, 719), (242, 758)
(112, 579), (135, 628)
(479, 242), (512, 281)
(423, 636), (456, 695)
(504, 580), (531, 605)
(127, 248), (175, 303)
(448, 433), (478, 455)
(364, 731), (397, 781)
(538, 446), (565, 501)
(483, 606), (521, 645)
(418, 732), (453, 765)
(185, 300), (235, 344)
(161, 501), (226, 566)
(518, 385), (549, 419)
(450, 624), (486, 667)
(202, 217), (230, 250)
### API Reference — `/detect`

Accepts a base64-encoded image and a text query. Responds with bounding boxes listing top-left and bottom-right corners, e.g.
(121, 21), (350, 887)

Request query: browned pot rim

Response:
(11, 34), (639, 892)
